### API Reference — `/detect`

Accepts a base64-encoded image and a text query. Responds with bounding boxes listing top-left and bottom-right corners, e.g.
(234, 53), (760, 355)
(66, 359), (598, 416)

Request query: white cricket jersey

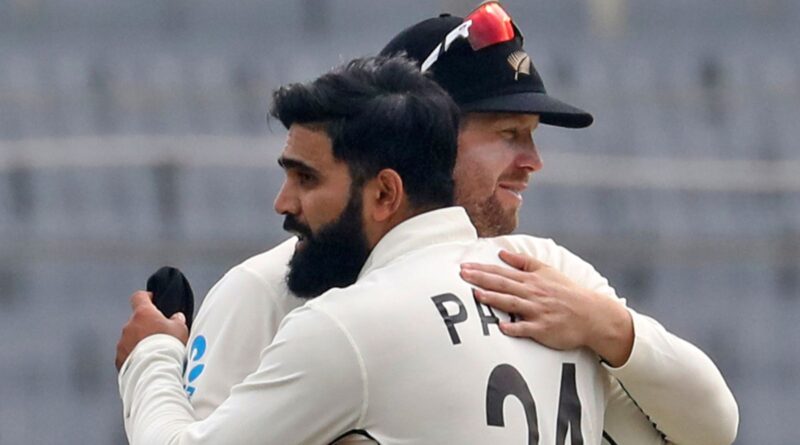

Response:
(120, 207), (607, 444)
(126, 207), (738, 445)
(181, 237), (304, 418)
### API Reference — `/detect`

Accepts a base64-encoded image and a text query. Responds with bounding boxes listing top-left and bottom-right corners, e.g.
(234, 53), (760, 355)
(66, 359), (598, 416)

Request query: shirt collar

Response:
(358, 206), (477, 279)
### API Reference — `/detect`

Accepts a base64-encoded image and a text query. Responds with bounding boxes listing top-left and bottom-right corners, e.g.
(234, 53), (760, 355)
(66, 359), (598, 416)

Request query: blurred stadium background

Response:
(0, 0), (798, 443)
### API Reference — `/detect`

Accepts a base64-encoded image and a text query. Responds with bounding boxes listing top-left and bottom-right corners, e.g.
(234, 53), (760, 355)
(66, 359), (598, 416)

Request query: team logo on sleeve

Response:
(184, 335), (207, 398)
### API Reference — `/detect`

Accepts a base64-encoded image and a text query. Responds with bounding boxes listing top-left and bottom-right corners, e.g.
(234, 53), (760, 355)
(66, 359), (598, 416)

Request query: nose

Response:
(515, 136), (543, 172)
(273, 181), (300, 216)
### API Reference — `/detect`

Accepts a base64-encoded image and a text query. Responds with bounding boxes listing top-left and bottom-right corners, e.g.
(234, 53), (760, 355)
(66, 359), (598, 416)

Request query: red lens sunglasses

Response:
(421, 1), (519, 73)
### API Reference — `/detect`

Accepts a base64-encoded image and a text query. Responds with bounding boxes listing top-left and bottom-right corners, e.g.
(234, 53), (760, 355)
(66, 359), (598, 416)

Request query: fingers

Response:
(497, 250), (528, 270)
(460, 267), (529, 296)
(460, 251), (548, 285)
(169, 313), (190, 343)
(461, 261), (528, 283)
(497, 320), (552, 342)
(116, 319), (135, 372)
(129, 291), (154, 311)
(498, 320), (534, 338)
(115, 340), (131, 372)
(497, 320), (564, 347)
(473, 288), (543, 342)
(115, 343), (125, 371)
(473, 288), (535, 318)
(170, 312), (186, 324)
(116, 297), (189, 372)
(498, 250), (546, 272)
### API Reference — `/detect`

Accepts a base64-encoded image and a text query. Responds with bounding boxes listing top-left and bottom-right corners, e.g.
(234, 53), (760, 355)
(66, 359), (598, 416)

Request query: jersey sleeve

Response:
(602, 309), (739, 445)
(602, 373), (666, 445)
(184, 239), (303, 419)
(119, 306), (365, 445)
(551, 240), (738, 445)
(508, 236), (738, 445)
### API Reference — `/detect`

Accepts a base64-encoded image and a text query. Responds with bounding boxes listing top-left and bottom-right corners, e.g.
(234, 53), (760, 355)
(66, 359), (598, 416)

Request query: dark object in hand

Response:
(146, 266), (195, 330)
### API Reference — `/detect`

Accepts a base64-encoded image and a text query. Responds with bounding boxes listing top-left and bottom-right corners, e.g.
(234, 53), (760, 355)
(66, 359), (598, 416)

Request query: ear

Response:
(364, 169), (405, 223)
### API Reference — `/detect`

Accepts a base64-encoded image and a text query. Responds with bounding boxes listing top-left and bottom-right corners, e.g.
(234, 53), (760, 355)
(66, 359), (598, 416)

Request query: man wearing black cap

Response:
(120, 3), (737, 444)
(380, 6), (737, 443)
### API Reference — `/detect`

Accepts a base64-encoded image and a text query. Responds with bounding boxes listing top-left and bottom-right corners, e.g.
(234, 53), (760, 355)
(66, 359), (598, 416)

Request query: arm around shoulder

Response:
(121, 305), (365, 444)
(549, 241), (738, 443)
(486, 238), (738, 444)
(538, 240), (738, 444)
(604, 309), (739, 445)
(186, 240), (303, 418)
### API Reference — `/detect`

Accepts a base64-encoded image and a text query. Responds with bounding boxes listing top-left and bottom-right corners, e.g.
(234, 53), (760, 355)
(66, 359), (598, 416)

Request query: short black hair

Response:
(270, 56), (459, 210)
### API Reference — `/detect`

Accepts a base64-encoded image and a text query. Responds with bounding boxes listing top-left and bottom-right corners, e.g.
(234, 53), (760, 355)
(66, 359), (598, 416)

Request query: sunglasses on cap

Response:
(421, 1), (521, 73)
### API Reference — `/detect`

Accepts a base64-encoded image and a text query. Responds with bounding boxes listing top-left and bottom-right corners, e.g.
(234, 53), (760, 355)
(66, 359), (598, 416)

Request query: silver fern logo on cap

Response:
(507, 51), (531, 80)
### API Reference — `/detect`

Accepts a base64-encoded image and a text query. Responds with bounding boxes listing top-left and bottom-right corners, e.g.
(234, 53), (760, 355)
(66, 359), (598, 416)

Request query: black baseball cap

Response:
(380, 8), (593, 128)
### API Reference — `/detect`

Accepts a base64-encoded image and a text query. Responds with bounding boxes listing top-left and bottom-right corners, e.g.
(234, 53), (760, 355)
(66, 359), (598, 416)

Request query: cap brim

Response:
(460, 92), (594, 128)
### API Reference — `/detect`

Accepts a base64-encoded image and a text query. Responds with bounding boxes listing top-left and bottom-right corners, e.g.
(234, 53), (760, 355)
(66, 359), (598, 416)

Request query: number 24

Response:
(486, 363), (583, 444)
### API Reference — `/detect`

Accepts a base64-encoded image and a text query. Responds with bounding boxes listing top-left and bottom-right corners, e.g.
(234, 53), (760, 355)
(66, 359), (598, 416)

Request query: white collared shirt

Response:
(120, 207), (608, 444)
(121, 206), (738, 445)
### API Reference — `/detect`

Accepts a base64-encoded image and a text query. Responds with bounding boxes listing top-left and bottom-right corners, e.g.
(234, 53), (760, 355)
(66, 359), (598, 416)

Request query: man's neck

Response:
(364, 203), (445, 249)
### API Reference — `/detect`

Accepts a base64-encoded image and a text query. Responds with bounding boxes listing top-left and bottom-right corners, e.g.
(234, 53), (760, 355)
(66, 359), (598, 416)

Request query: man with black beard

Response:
(283, 191), (369, 299)
(117, 4), (738, 445)
(117, 55), (615, 444)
